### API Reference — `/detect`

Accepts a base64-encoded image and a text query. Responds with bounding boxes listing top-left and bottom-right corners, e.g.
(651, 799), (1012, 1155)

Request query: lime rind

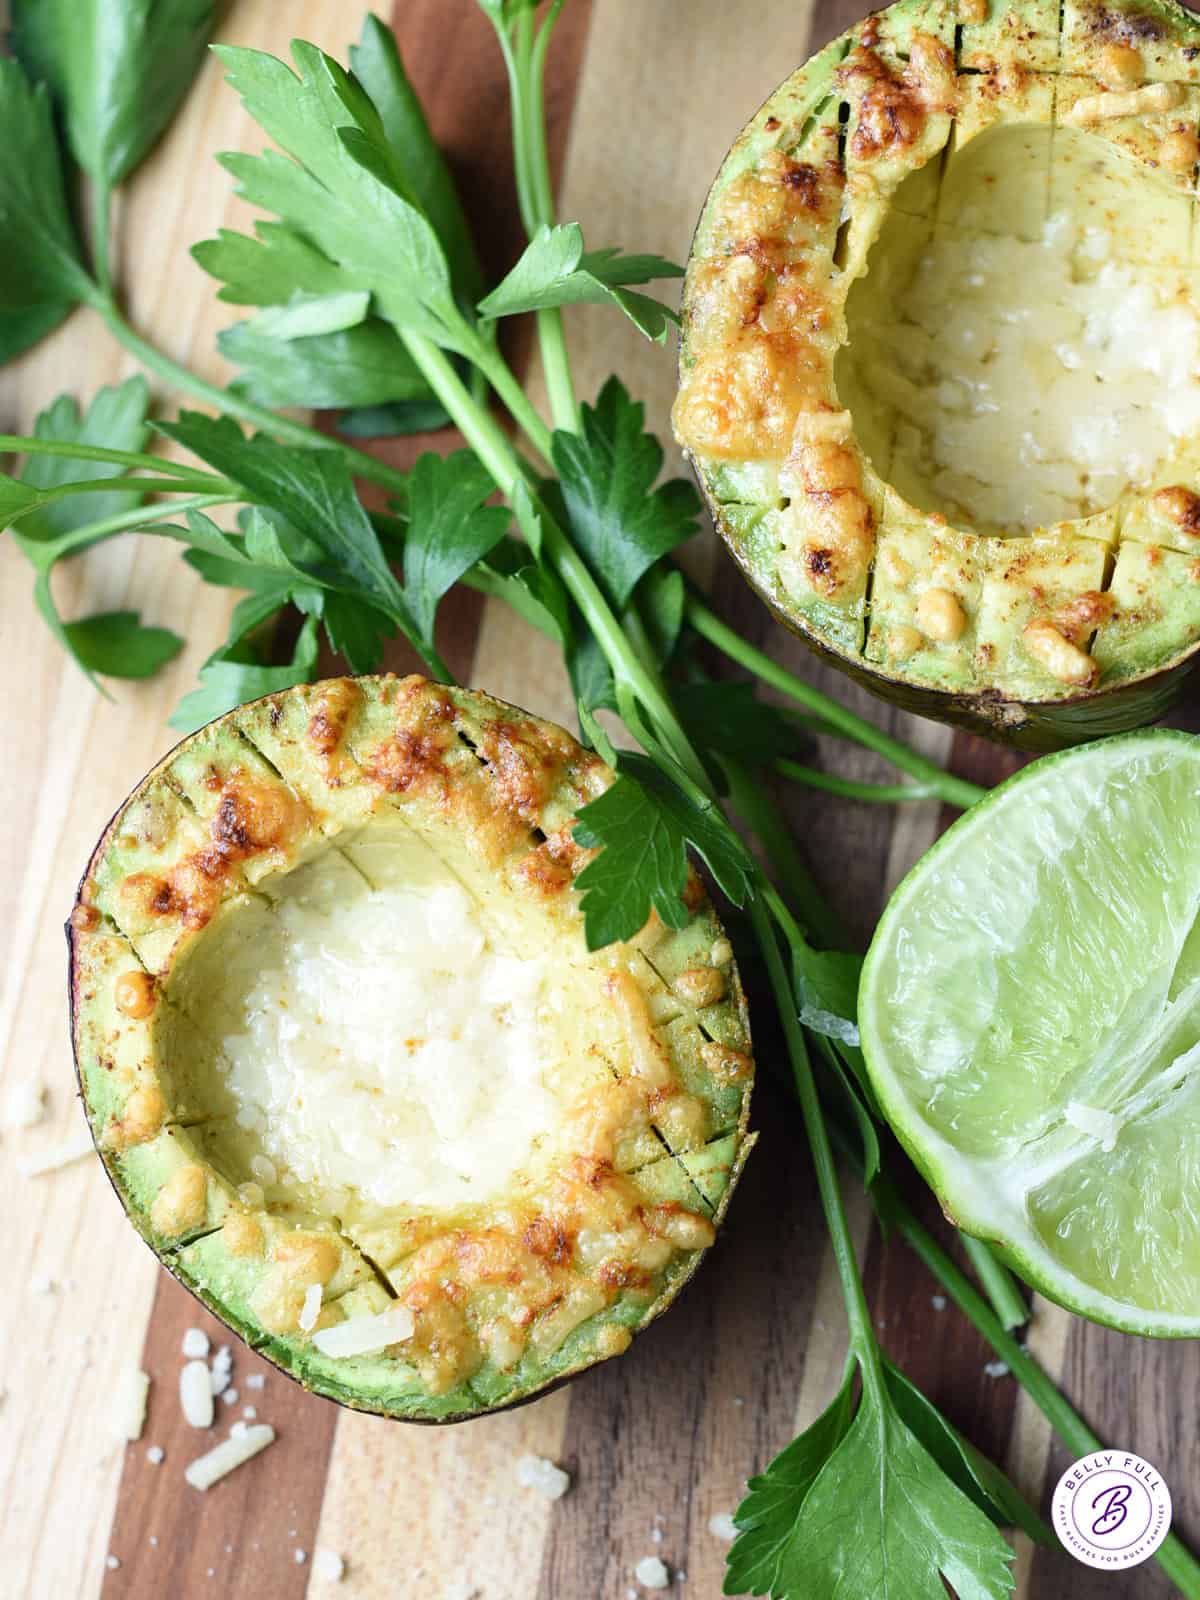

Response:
(860, 729), (1200, 1335)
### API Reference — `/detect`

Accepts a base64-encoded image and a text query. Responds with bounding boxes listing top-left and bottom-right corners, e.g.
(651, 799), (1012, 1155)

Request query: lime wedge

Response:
(860, 730), (1200, 1335)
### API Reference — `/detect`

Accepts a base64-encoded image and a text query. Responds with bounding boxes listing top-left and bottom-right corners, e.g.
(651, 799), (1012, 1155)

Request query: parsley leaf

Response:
(479, 222), (683, 342)
(12, 0), (214, 188)
(400, 451), (511, 654)
(14, 378), (152, 539)
(214, 41), (475, 357)
(0, 59), (94, 361)
(218, 318), (431, 411)
(60, 611), (183, 679)
(727, 1376), (1015, 1599)
(573, 752), (754, 948)
(157, 412), (411, 624)
(553, 377), (701, 608)
(193, 222), (349, 306)
(883, 1363), (1053, 1548)
(170, 614), (320, 733)
(348, 14), (485, 307)
(9, 380), (182, 684)
(244, 290), (370, 341)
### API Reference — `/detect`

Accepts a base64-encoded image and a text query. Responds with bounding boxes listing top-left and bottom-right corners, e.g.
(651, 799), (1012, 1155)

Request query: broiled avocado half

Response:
(675, 0), (1200, 748)
(69, 676), (754, 1421)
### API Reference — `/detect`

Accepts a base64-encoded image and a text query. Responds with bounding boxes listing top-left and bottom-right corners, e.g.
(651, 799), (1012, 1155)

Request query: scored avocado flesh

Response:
(675, 0), (1200, 746)
(70, 677), (755, 1420)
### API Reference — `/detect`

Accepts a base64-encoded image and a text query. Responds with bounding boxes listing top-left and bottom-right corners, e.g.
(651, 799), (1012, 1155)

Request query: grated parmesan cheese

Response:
(515, 1454), (571, 1500)
(635, 1555), (671, 1590)
(298, 1283), (323, 1333)
(181, 1328), (210, 1359)
(146, 1446), (165, 1465)
(313, 1549), (346, 1583)
(311, 1302), (414, 1359)
(707, 1512), (738, 1543)
(209, 1346), (233, 1397)
(184, 1423), (275, 1490)
(5, 1081), (46, 1128)
(180, 1360), (215, 1429)
(114, 1367), (150, 1442)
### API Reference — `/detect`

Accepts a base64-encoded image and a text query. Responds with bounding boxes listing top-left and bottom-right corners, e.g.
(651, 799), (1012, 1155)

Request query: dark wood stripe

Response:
(102, 6), (593, 1589)
(101, 1283), (335, 1596)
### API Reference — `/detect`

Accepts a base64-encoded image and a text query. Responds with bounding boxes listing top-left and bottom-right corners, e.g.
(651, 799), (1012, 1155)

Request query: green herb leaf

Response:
(157, 412), (410, 622)
(12, 0), (214, 187)
(244, 290), (370, 341)
(632, 565), (685, 667)
(349, 14), (485, 305)
(214, 41), (476, 357)
(335, 399), (452, 437)
(468, 537), (571, 644)
(792, 944), (862, 1049)
(674, 679), (804, 769)
(552, 377), (701, 608)
(0, 59), (94, 360)
(479, 222), (682, 342)
(727, 1373), (857, 1596)
(400, 451), (510, 650)
(170, 614), (320, 733)
(727, 1377), (1015, 1599)
(882, 1363), (1053, 1548)
(14, 378), (152, 539)
(218, 319), (431, 411)
(60, 611), (184, 678)
(573, 752), (754, 948)
(193, 222), (349, 306)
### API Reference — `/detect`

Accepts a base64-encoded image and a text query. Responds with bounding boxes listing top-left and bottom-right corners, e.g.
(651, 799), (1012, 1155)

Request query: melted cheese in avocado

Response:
(215, 861), (588, 1212)
(866, 218), (1200, 532)
(840, 124), (1200, 537)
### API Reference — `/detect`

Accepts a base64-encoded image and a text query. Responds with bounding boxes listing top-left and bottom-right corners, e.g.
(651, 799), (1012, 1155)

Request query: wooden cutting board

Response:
(2, 2), (1198, 1596)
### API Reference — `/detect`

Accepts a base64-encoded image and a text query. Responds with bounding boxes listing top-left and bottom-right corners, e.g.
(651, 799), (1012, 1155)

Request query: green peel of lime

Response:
(860, 730), (1200, 1335)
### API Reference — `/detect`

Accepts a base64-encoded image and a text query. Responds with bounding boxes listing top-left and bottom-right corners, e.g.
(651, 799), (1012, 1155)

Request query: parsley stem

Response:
(35, 495), (237, 565)
(9, 475), (239, 525)
(0, 437), (224, 481)
(750, 894), (886, 1402)
(959, 1235), (1029, 1333)
(687, 595), (987, 811)
(92, 182), (114, 299)
(875, 1174), (1200, 1598)
(775, 761), (943, 805)
(94, 297), (412, 498)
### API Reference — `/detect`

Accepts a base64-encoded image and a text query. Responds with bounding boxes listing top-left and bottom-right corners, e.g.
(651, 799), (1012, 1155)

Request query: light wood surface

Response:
(1, 2), (1197, 1597)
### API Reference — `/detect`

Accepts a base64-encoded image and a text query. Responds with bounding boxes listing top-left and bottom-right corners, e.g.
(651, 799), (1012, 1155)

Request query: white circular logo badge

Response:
(1052, 1452), (1172, 1571)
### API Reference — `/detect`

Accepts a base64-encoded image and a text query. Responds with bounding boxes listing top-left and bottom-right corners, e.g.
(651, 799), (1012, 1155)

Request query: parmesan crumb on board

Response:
(114, 1367), (150, 1442)
(146, 1446), (165, 1466)
(221, 1388), (240, 1406)
(314, 1549), (346, 1583)
(983, 1360), (1011, 1379)
(299, 1282), (323, 1333)
(515, 1453), (571, 1500)
(246, 1373), (265, 1390)
(635, 1555), (671, 1590)
(931, 1295), (947, 1311)
(184, 1424), (276, 1490)
(181, 1327), (210, 1359)
(294, 1549), (308, 1565)
(20, 1127), (95, 1176)
(6, 1080), (46, 1128)
(707, 1512), (738, 1542)
(210, 1346), (233, 1396)
(106, 1555), (120, 1571)
(180, 1360), (215, 1429)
